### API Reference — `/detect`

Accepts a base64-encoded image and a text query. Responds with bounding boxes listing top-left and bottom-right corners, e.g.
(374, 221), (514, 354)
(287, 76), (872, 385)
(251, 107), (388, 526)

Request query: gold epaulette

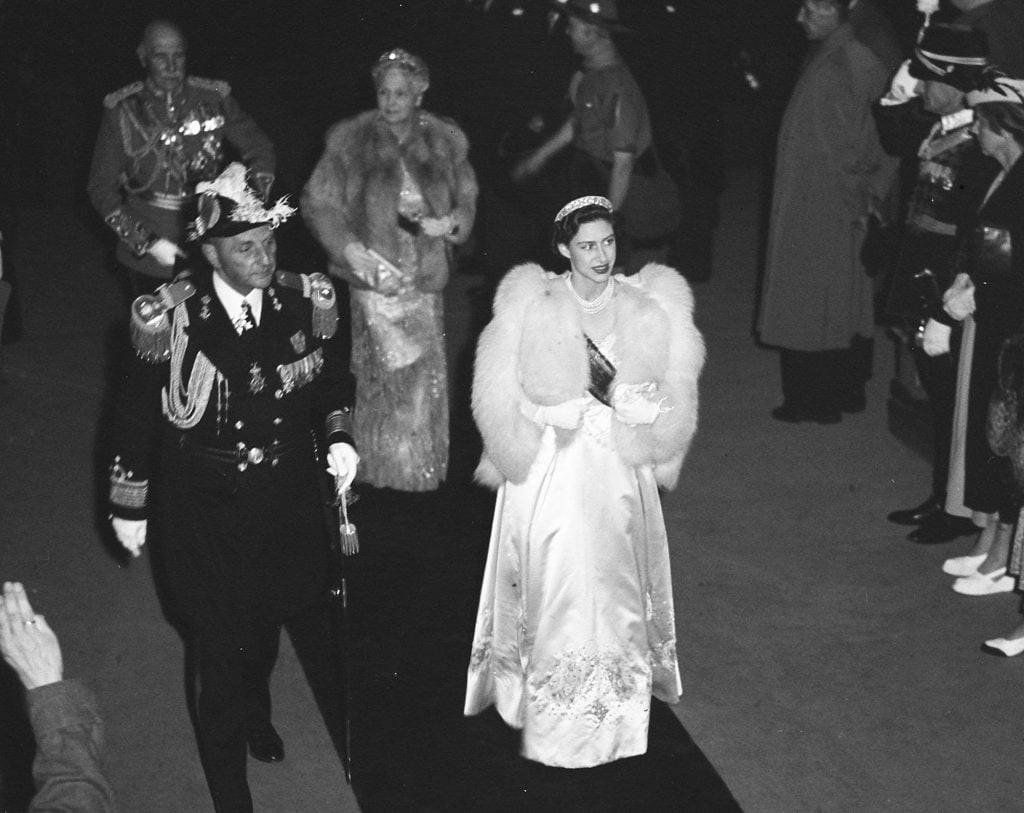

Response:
(130, 280), (197, 362)
(187, 76), (231, 97)
(103, 81), (144, 109)
(275, 270), (339, 339)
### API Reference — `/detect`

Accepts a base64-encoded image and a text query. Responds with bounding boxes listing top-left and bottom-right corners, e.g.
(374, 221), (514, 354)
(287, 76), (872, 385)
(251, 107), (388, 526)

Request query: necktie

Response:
(235, 300), (257, 334)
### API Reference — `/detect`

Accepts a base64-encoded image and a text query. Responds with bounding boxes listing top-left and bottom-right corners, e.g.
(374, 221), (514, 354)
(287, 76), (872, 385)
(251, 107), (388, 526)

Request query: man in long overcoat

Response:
(758, 0), (898, 423)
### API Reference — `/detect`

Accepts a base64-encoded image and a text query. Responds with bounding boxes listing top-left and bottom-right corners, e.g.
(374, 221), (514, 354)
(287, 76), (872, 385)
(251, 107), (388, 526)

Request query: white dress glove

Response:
(111, 518), (147, 558)
(327, 442), (360, 492)
(420, 215), (454, 238)
(879, 60), (921, 107)
(147, 237), (185, 267)
(921, 319), (952, 357)
(522, 397), (591, 430)
(611, 383), (666, 426)
(942, 273), (976, 321)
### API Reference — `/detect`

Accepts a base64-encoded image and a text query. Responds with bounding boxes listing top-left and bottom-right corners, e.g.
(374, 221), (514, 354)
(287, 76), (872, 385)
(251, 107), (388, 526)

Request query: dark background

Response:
(0, 0), (935, 317)
(0, 0), (928, 213)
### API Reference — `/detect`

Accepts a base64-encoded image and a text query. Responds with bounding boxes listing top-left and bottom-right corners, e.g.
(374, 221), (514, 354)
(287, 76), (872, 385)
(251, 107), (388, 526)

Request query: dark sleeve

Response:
(86, 107), (126, 220)
(86, 106), (156, 256)
(221, 94), (276, 179)
(871, 99), (935, 160)
(315, 296), (356, 448)
(108, 344), (166, 520)
(27, 680), (117, 813)
(606, 80), (646, 155)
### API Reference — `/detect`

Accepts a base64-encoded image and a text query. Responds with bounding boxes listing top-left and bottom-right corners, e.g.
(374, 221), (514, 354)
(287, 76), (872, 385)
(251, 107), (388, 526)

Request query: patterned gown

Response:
(349, 164), (448, 491)
(464, 334), (682, 768)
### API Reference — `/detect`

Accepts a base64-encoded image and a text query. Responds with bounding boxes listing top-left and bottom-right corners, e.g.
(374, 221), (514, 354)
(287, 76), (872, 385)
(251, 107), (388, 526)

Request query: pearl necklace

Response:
(565, 274), (615, 314)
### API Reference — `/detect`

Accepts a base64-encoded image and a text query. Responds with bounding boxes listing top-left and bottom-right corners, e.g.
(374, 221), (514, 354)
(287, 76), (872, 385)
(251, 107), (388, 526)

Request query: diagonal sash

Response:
(585, 334), (617, 406)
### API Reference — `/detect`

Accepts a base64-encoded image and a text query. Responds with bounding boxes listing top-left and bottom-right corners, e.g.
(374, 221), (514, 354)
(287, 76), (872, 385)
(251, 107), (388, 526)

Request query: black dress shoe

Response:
(907, 513), (978, 545)
(887, 495), (943, 526)
(771, 404), (841, 425)
(247, 724), (284, 763)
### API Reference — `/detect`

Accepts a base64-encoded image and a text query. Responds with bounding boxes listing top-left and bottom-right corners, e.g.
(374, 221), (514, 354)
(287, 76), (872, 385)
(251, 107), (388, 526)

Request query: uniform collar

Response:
(213, 272), (263, 327)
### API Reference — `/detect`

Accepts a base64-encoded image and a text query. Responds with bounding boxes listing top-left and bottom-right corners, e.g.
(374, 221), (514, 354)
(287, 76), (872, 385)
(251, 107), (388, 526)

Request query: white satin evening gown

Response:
(464, 334), (682, 768)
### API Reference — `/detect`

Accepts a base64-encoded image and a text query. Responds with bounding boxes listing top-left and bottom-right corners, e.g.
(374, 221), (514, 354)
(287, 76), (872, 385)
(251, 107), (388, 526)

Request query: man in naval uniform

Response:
(88, 19), (275, 296)
(108, 163), (358, 812)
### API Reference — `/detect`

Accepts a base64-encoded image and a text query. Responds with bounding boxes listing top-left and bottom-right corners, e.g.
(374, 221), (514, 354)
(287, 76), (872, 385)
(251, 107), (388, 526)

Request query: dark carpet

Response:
(336, 478), (741, 812)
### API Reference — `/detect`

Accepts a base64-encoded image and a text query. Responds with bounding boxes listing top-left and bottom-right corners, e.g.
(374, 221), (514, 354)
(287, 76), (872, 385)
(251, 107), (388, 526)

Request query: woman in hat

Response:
(303, 48), (478, 492)
(922, 74), (1024, 618)
(464, 196), (704, 766)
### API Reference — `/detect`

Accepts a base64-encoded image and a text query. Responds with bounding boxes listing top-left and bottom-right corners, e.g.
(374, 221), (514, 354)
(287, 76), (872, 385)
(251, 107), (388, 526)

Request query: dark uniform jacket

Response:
(87, 77), (275, 280)
(874, 99), (1000, 323)
(108, 268), (354, 636)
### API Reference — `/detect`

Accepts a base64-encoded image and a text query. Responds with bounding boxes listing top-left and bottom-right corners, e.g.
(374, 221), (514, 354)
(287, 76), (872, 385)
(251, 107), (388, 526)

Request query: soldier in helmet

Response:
(87, 20), (275, 297)
(108, 163), (357, 812)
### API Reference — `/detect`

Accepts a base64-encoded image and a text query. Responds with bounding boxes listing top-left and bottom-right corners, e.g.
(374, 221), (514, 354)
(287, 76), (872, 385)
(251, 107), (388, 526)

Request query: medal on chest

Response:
(249, 362), (266, 394)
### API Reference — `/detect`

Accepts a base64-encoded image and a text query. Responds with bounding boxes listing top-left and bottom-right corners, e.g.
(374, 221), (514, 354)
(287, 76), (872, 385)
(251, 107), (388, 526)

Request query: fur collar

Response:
(473, 262), (704, 490)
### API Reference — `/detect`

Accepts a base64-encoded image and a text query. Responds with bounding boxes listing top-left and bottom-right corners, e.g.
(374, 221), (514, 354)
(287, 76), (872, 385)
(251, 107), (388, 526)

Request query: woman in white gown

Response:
(464, 196), (705, 767)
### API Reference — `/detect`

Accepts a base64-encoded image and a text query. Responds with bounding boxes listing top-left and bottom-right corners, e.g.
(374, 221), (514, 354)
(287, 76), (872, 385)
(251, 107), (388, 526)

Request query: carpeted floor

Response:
(341, 483), (741, 812)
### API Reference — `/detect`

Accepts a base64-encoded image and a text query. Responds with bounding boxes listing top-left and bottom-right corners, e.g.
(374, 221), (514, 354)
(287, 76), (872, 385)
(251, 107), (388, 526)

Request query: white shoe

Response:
(942, 553), (988, 577)
(982, 636), (1024, 657)
(952, 568), (1015, 595)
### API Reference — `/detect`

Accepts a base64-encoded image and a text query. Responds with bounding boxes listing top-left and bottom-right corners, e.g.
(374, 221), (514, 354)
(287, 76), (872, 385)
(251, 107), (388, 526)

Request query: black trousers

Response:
(912, 344), (957, 500)
(195, 625), (279, 813)
(779, 336), (874, 414)
(192, 598), (342, 813)
(156, 439), (334, 813)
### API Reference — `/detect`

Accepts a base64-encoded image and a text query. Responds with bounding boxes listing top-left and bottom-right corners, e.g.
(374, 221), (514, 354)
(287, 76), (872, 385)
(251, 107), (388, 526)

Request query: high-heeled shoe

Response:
(942, 553), (987, 577)
(981, 636), (1024, 657)
(952, 567), (1015, 595)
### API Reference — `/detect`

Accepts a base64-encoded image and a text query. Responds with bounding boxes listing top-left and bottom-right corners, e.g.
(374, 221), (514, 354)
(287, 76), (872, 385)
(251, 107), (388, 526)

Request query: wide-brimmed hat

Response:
(909, 24), (989, 91)
(551, 0), (631, 34)
(188, 163), (295, 241)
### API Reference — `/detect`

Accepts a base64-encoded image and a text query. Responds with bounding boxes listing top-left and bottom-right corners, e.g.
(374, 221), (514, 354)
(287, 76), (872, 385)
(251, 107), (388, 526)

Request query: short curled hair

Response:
(975, 101), (1024, 146)
(550, 203), (615, 258)
(371, 48), (430, 95)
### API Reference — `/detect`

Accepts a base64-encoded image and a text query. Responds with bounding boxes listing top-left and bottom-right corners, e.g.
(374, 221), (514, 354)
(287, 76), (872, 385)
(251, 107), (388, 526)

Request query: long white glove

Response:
(921, 319), (952, 357)
(147, 238), (185, 268)
(879, 60), (921, 107)
(612, 383), (667, 426)
(111, 518), (147, 558)
(521, 397), (591, 430)
(942, 273), (976, 321)
(327, 442), (360, 491)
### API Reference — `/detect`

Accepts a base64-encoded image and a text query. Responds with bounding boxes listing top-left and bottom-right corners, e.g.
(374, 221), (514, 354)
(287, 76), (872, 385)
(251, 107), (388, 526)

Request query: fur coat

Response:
(302, 109), (478, 292)
(473, 262), (705, 490)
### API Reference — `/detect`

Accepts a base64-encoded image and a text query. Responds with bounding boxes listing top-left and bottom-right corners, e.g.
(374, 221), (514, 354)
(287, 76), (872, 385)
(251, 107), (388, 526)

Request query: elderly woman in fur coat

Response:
(463, 196), (705, 768)
(302, 48), (478, 491)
